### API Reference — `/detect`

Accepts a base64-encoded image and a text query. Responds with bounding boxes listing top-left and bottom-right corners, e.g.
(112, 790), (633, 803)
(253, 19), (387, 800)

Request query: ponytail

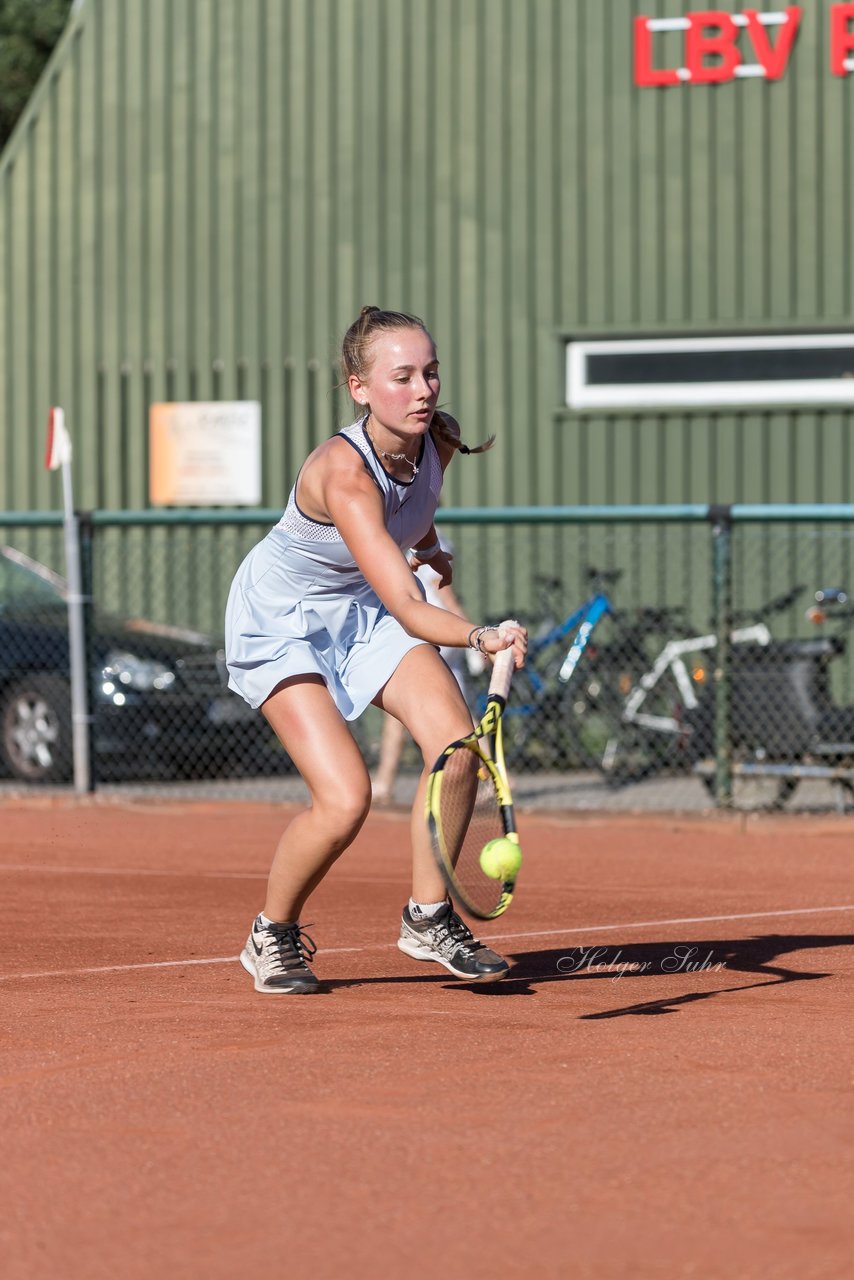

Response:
(431, 409), (495, 457)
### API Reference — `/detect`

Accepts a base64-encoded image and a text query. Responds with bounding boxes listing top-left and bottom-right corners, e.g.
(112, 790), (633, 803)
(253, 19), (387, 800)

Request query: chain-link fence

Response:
(4, 506), (854, 811)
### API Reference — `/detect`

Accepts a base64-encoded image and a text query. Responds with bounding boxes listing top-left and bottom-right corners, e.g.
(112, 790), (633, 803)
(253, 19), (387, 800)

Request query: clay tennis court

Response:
(2, 796), (852, 1279)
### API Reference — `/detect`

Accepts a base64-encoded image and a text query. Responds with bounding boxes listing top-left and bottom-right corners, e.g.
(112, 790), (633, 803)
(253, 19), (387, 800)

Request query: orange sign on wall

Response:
(149, 402), (262, 506)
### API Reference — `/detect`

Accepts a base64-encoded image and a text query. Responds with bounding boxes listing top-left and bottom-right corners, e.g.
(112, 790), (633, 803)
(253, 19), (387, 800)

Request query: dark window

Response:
(587, 347), (854, 386)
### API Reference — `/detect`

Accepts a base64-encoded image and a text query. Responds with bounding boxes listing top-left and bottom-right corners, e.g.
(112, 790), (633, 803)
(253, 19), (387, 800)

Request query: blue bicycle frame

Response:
(476, 591), (613, 720)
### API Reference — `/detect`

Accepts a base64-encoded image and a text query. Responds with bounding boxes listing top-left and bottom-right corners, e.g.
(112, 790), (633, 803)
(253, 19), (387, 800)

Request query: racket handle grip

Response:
(487, 646), (515, 702)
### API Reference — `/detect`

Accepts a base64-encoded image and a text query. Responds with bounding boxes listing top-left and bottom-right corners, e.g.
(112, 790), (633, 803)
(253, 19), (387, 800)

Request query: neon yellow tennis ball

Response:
(479, 837), (522, 881)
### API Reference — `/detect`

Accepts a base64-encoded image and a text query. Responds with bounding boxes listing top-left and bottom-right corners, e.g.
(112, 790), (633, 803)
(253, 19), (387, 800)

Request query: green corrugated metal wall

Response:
(2, 0), (854, 521)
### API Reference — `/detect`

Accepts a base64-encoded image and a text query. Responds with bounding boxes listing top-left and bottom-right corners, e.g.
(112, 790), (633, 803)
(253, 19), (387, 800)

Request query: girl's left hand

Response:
(410, 547), (454, 587)
(480, 619), (528, 668)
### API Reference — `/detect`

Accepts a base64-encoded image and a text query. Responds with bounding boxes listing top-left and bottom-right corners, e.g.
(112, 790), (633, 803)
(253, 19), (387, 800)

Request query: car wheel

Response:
(0, 675), (73, 783)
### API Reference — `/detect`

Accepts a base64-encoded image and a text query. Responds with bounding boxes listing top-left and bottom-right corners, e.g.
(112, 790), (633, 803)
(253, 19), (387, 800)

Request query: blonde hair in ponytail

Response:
(340, 305), (495, 455)
(341, 305), (429, 382)
(430, 409), (495, 457)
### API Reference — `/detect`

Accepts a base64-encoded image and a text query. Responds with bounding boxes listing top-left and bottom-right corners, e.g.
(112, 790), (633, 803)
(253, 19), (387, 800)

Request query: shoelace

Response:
(430, 910), (481, 957)
(259, 921), (318, 973)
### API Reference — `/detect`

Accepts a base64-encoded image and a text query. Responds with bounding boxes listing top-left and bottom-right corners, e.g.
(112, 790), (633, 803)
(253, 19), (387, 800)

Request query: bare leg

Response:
(372, 713), (408, 804)
(373, 646), (473, 903)
(260, 675), (372, 921)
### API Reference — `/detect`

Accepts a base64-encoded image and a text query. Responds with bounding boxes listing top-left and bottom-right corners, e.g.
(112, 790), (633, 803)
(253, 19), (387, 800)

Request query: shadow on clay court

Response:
(321, 932), (852, 1009)
(496, 932), (853, 1016)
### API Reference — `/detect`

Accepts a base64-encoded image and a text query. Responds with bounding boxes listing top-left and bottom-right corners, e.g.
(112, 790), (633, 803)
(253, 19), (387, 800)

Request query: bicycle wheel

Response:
(598, 666), (697, 786)
(558, 663), (632, 772)
(472, 651), (593, 772)
(500, 679), (583, 771)
(599, 723), (680, 786)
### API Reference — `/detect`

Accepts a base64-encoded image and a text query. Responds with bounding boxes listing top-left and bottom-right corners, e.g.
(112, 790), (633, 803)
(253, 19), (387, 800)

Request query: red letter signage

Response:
(633, 15), (682, 86)
(744, 7), (802, 80)
(634, 6), (803, 86)
(830, 2), (854, 75)
(685, 10), (741, 84)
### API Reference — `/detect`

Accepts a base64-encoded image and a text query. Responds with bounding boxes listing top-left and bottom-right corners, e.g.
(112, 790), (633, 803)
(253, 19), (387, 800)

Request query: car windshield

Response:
(0, 547), (68, 610)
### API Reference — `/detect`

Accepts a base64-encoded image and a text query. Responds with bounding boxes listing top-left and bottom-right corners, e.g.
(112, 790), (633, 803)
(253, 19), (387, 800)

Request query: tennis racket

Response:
(425, 645), (521, 920)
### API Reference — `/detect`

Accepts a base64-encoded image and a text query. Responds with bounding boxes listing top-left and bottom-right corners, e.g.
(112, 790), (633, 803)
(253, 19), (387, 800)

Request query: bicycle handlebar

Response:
(815, 587), (849, 606)
(632, 604), (688, 630)
(584, 565), (623, 586)
(732, 584), (806, 622)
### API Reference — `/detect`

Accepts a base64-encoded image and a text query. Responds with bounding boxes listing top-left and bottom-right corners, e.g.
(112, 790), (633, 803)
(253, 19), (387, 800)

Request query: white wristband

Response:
(410, 539), (442, 560)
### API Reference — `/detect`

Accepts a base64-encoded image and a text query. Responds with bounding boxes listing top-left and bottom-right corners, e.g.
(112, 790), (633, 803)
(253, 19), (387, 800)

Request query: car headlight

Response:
(101, 650), (177, 693)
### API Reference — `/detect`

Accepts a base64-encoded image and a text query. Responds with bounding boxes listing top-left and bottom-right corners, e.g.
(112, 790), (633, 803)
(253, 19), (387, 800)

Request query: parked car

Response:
(0, 544), (286, 783)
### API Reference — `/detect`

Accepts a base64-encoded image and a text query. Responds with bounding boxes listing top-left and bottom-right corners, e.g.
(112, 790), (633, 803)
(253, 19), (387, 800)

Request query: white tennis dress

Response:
(224, 417), (443, 719)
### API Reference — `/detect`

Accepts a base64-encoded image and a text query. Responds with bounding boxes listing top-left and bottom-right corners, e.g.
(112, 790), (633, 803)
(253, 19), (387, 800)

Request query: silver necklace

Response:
(367, 425), (419, 477)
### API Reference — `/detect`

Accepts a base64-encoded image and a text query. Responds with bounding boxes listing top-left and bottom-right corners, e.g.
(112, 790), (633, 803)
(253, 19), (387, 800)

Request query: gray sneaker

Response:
(240, 916), (320, 994)
(397, 902), (509, 982)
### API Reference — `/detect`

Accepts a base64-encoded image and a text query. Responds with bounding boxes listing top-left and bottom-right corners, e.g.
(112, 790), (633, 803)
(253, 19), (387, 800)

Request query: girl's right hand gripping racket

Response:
(425, 646), (521, 920)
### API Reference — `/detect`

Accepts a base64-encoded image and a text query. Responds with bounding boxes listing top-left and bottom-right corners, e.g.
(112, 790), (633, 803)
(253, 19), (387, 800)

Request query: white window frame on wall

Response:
(565, 333), (854, 410)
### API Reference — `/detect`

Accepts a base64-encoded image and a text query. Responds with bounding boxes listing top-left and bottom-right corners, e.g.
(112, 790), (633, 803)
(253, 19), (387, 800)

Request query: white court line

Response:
(494, 903), (854, 945)
(1, 903), (851, 984)
(1, 864), (400, 885)
(1, 863), (265, 880)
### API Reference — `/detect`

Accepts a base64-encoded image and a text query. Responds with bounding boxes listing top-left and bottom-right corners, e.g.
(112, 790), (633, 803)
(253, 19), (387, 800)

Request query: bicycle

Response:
(601, 585), (807, 793)
(474, 567), (687, 772)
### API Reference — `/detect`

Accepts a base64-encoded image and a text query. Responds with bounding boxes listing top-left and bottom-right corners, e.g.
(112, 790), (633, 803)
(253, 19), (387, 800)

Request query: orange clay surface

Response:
(1, 796), (852, 1280)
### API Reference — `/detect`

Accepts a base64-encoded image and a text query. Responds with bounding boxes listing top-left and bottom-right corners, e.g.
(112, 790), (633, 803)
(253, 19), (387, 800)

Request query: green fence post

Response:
(710, 506), (733, 807)
(78, 511), (97, 793)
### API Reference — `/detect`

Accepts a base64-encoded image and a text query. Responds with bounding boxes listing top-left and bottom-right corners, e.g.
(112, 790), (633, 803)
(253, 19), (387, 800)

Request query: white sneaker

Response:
(398, 903), (509, 982)
(240, 916), (320, 994)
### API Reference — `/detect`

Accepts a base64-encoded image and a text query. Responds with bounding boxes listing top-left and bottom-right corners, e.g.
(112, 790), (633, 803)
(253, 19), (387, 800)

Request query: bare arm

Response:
(308, 442), (524, 662)
(423, 576), (468, 622)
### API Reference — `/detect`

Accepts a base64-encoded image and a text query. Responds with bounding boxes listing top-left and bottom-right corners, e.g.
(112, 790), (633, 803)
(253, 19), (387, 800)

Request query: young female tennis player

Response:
(224, 305), (527, 994)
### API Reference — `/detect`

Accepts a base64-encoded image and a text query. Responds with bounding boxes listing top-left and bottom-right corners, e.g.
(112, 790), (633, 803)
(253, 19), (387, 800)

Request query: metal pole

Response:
(710, 506), (733, 807)
(78, 511), (97, 792)
(61, 461), (92, 793)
